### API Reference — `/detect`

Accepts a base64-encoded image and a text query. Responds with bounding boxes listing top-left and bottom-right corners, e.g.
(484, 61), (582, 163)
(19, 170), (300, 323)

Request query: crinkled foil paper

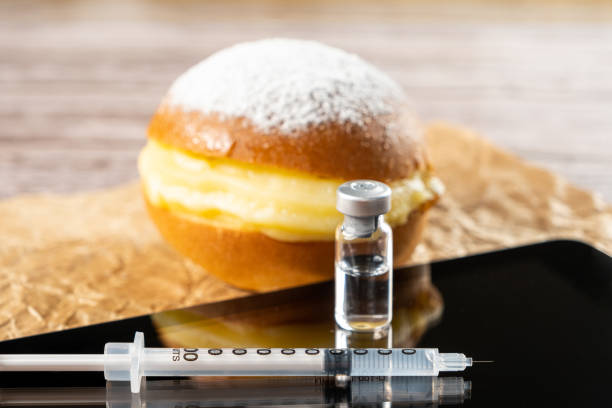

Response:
(1, 123), (610, 340)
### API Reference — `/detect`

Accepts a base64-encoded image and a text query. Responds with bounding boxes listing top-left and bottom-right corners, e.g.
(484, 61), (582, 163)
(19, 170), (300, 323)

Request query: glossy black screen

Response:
(0, 240), (610, 407)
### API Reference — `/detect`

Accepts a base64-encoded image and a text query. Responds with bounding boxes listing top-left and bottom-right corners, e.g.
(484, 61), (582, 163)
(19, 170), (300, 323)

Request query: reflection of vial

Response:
(335, 180), (392, 332)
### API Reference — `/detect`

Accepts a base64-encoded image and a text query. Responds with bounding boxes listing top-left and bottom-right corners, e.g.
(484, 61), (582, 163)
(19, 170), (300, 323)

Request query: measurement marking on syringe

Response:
(183, 348), (199, 361)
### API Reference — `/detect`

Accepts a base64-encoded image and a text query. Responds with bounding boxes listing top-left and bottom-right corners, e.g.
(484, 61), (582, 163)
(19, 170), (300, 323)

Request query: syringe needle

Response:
(472, 360), (494, 363)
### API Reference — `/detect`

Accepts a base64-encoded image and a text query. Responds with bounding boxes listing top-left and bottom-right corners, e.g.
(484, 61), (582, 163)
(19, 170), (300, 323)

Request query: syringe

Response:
(0, 332), (473, 393)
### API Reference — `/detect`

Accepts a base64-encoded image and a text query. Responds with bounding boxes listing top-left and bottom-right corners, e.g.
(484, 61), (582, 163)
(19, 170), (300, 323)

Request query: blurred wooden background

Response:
(1, 0), (611, 200)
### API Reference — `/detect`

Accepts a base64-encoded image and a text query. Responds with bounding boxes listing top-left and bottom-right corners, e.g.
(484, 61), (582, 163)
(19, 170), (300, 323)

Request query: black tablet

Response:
(1, 240), (610, 407)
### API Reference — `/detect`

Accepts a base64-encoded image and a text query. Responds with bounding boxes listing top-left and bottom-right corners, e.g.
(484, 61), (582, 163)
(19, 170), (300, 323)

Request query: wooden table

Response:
(2, 0), (611, 200)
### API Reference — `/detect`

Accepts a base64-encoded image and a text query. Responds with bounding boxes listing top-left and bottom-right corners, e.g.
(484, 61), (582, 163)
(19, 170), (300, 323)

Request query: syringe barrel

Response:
(134, 348), (450, 377)
(102, 333), (472, 393)
(104, 346), (457, 379)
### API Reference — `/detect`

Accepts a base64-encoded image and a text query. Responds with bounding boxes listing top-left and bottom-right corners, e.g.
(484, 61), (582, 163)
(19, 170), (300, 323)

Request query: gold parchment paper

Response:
(1, 123), (610, 341)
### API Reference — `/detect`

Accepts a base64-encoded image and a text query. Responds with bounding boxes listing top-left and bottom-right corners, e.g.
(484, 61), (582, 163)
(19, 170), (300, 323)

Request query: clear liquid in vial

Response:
(335, 254), (391, 332)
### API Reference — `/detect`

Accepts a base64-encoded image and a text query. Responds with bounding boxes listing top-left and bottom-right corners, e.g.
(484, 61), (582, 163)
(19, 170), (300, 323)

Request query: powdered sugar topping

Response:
(167, 38), (406, 134)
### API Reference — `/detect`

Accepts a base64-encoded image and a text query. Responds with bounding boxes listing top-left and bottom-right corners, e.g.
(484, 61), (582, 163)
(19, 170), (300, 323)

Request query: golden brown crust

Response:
(147, 103), (429, 181)
(145, 193), (430, 292)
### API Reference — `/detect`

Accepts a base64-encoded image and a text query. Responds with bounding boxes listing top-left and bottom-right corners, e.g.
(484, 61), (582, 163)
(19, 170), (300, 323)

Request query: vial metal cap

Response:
(336, 180), (391, 217)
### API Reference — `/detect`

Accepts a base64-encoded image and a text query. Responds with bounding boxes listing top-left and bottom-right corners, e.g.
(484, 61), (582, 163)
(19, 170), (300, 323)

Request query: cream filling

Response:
(138, 140), (444, 242)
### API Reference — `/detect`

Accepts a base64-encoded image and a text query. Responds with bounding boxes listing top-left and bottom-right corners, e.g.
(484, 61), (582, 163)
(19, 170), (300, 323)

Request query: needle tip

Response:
(472, 360), (494, 363)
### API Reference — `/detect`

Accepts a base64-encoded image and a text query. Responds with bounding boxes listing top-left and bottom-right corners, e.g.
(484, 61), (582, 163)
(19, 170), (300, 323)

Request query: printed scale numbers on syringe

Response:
(0, 332), (477, 393)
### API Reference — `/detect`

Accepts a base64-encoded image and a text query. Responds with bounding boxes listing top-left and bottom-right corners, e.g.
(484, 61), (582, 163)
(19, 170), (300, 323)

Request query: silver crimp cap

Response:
(336, 180), (391, 217)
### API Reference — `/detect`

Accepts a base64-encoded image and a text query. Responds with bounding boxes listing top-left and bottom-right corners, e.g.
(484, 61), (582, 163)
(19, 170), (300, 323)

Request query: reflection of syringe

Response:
(0, 332), (473, 393)
(0, 377), (472, 407)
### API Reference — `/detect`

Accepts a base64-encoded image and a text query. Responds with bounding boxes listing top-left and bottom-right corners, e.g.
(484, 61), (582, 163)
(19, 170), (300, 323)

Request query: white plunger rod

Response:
(0, 354), (106, 371)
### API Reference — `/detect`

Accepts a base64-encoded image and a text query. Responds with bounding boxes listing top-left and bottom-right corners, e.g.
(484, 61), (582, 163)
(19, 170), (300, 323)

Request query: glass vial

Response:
(334, 180), (393, 332)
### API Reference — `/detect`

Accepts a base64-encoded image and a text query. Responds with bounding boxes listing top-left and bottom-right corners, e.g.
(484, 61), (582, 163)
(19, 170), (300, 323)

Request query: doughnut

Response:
(138, 39), (443, 291)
